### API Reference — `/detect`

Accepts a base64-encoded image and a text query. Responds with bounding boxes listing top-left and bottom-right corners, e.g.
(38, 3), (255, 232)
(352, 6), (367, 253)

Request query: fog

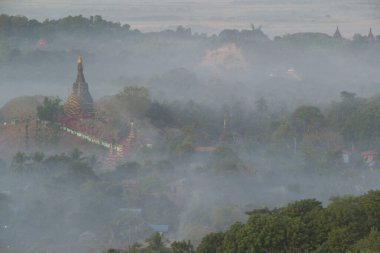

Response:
(2, 141), (380, 252)
(1, 22), (380, 108)
(0, 8), (380, 253)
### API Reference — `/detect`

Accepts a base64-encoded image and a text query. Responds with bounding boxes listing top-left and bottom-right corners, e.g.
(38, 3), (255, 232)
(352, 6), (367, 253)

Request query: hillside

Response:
(0, 120), (107, 162)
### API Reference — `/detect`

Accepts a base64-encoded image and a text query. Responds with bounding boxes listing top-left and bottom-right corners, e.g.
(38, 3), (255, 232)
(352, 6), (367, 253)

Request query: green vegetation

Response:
(104, 233), (194, 253)
(36, 97), (63, 122)
(97, 86), (151, 123)
(194, 191), (380, 253)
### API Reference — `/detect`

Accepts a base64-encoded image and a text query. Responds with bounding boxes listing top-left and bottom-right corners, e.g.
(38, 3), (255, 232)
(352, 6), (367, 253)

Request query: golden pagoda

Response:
(64, 56), (95, 118)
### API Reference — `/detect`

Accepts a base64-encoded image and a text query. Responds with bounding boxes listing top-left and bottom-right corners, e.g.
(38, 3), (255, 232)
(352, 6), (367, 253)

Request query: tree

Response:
(196, 232), (224, 253)
(97, 86), (151, 123)
(351, 228), (380, 253)
(37, 97), (63, 122)
(31, 151), (45, 162)
(171, 240), (195, 253)
(209, 145), (240, 172)
(324, 195), (368, 249)
(280, 199), (326, 251)
(145, 232), (171, 253)
(341, 96), (380, 144)
(324, 92), (362, 142)
(111, 212), (149, 243)
(10, 152), (29, 172)
(272, 120), (294, 149)
(358, 190), (380, 228)
(255, 97), (268, 115)
(291, 105), (325, 138)
(146, 102), (173, 128)
(176, 26), (191, 37)
(221, 222), (245, 253)
(324, 227), (355, 253)
(340, 91), (356, 103)
(70, 148), (83, 160)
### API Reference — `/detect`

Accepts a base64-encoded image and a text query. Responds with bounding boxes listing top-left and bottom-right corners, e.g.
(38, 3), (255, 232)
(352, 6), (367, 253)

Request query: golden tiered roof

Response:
(64, 94), (82, 117)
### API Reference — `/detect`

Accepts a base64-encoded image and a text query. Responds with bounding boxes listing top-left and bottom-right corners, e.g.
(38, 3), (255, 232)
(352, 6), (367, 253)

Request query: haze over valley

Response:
(0, 2), (380, 252)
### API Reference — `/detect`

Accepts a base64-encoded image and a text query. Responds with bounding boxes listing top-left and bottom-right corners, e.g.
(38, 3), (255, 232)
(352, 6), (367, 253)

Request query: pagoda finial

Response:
(76, 55), (84, 80)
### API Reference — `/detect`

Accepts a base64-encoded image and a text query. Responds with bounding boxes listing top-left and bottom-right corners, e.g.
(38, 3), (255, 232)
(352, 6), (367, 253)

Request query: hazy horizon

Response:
(1, 0), (379, 37)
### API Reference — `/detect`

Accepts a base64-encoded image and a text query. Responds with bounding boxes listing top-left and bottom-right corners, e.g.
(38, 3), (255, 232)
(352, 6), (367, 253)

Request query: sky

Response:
(1, 0), (379, 37)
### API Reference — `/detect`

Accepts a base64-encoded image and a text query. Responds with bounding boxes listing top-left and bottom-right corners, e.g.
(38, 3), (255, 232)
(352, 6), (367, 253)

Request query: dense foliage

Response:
(0, 14), (132, 39)
(195, 191), (380, 253)
(104, 233), (194, 253)
(36, 97), (63, 122)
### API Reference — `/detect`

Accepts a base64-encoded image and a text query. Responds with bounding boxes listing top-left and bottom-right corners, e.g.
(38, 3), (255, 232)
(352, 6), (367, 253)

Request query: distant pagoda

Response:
(368, 28), (375, 43)
(64, 56), (95, 118)
(333, 26), (343, 40)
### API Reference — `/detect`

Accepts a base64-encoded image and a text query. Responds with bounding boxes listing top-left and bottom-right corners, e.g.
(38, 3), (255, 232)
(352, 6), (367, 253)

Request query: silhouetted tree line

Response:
(0, 14), (131, 39)
(1, 14), (377, 45)
(105, 232), (195, 253)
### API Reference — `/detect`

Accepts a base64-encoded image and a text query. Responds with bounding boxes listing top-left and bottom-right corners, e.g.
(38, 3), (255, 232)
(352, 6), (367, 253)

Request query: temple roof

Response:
(64, 94), (82, 117)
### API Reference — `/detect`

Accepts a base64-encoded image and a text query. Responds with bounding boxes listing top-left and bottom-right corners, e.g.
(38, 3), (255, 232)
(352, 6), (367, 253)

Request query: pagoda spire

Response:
(368, 28), (375, 42)
(76, 55), (86, 84)
(333, 26), (343, 40)
(64, 55), (95, 118)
